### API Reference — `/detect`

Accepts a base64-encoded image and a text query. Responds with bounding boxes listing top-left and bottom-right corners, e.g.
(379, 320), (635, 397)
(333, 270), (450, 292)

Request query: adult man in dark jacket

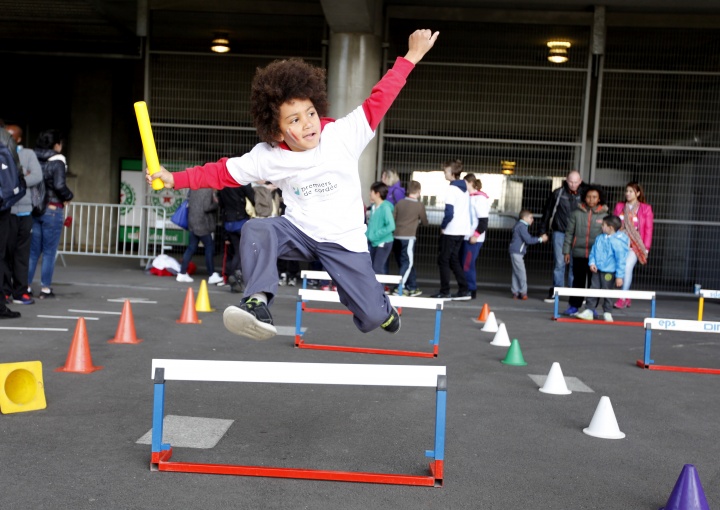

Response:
(538, 170), (589, 303)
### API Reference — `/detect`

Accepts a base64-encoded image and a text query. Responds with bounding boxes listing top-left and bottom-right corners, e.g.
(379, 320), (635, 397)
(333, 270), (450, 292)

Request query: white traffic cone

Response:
(480, 312), (499, 333)
(539, 362), (572, 395)
(583, 396), (625, 439)
(489, 323), (511, 347)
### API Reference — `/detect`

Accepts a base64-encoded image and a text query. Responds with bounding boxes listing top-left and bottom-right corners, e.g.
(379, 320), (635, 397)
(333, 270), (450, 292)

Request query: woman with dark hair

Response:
(612, 181), (654, 309)
(560, 184), (608, 316)
(28, 129), (73, 299)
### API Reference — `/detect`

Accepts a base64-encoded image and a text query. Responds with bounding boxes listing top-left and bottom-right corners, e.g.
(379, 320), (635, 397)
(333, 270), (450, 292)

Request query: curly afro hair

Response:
(250, 58), (329, 146)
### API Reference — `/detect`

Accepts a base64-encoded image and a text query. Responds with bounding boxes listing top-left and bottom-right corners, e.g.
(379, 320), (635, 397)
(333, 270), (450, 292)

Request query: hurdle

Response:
(150, 359), (447, 486)
(697, 289), (720, 321)
(551, 287), (656, 327)
(637, 318), (720, 374)
(295, 288), (444, 358)
(300, 270), (403, 316)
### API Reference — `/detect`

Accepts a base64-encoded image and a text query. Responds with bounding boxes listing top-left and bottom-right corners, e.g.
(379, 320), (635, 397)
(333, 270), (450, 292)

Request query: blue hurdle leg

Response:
(554, 292), (560, 318)
(295, 295), (304, 338)
(426, 375), (447, 464)
(430, 305), (442, 346)
(152, 369), (171, 454)
(643, 327), (654, 366)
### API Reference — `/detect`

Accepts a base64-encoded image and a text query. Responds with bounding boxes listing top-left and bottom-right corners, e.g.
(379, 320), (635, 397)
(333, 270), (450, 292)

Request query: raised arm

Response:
(362, 29), (439, 131)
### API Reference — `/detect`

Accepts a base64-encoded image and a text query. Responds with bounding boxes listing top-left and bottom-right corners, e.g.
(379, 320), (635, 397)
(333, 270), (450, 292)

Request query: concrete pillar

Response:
(70, 66), (115, 203)
(326, 32), (382, 205)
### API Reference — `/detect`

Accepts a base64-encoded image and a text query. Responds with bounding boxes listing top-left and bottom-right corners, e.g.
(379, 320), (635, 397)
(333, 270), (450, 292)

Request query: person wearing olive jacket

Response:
(561, 184), (608, 316)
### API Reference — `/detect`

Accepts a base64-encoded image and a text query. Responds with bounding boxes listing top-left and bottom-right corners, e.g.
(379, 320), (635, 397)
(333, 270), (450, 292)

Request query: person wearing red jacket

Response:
(612, 181), (654, 309)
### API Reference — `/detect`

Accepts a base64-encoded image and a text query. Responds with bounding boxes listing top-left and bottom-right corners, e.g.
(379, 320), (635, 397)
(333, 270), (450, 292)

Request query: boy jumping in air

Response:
(147, 29), (439, 340)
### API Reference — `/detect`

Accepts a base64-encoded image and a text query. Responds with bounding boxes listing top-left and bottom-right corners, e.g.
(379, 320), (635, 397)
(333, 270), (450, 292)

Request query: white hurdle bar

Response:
(299, 270), (405, 318)
(301, 270), (402, 289)
(150, 359), (447, 486)
(638, 318), (720, 374)
(697, 289), (720, 321)
(552, 287), (656, 326)
(295, 288), (445, 358)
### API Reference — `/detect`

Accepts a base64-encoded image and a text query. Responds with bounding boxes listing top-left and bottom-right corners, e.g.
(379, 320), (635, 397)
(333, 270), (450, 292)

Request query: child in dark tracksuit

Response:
(576, 215), (629, 322)
(509, 210), (548, 299)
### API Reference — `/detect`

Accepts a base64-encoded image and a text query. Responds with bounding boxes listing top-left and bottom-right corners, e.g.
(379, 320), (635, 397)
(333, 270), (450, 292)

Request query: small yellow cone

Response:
(195, 279), (215, 312)
(0, 361), (47, 414)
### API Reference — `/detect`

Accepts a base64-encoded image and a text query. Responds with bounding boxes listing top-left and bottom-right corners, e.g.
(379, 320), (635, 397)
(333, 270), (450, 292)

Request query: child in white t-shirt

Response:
(147, 29), (439, 340)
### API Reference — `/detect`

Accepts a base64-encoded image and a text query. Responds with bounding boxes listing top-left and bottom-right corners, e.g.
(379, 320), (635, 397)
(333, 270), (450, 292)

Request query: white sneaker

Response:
(208, 272), (223, 285)
(176, 273), (193, 283)
(575, 309), (595, 321)
(603, 312), (613, 322)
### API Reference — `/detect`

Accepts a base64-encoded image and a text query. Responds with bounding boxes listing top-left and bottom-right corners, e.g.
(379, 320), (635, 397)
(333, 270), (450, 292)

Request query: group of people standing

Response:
(366, 161), (491, 301)
(0, 122), (73, 320)
(532, 170), (654, 319)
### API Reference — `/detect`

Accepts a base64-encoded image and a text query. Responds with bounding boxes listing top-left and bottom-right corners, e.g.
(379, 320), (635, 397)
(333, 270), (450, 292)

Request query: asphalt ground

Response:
(2, 255), (720, 510)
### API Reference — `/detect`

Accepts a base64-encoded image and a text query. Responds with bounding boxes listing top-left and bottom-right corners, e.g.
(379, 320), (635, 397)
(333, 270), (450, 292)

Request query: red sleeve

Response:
(361, 57), (415, 131)
(173, 157), (244, 189)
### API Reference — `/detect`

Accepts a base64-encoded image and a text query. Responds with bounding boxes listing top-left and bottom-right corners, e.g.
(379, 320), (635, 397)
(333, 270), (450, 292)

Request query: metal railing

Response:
(58, 202), (167, 260)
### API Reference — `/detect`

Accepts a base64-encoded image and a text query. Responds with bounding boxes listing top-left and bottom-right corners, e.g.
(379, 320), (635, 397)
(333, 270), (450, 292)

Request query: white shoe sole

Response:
(452, 296), (472, 301)
(222, 306), (277, 341)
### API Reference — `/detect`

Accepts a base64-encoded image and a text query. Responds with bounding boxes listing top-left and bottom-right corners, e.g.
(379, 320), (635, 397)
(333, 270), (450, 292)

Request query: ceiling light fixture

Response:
(501, 160), (516, 176)
(547, 41), (571, 64)
(211, 33), (230, 54)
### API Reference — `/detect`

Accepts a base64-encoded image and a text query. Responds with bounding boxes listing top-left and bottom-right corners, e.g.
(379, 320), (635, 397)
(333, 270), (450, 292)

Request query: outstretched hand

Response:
(404, 29), (440, 65)
(145, 165), (175, 189)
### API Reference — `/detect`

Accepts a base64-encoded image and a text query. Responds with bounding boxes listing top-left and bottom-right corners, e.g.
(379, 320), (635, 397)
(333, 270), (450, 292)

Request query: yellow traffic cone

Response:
(195, 279), (215, 312)
(0, 361), (47, 414)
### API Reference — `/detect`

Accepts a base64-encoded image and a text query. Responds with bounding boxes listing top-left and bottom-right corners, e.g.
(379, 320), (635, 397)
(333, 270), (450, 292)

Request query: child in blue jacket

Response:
(576, 215), (629, 322)
(509, 210), (548, 299)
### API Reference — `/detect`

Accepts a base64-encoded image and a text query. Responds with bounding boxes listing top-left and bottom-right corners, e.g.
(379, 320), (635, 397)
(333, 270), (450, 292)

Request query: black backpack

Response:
(0, 143), (26, 211)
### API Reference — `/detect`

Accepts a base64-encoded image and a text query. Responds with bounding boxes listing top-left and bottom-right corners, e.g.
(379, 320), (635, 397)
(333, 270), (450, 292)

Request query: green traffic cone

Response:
(501, 339), (527, 366)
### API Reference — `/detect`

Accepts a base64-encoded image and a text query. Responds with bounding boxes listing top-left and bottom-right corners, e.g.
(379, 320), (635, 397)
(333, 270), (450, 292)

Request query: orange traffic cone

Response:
(476, 303), (490, 322)
(108, 300), (143, 344)
(56, 318), (103, 373)
(177, 287), (202, 324)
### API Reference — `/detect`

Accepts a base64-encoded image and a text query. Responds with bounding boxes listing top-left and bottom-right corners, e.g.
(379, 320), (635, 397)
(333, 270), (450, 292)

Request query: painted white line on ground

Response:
(68, 309), (122, 315)
(0, 327), (69, 331)
(136, 415), (234, 449)
(528, 374), (594, 393)
(38, 315), (100, 321)
(107, 298), (157, 303)
(275, 326), (307, 336)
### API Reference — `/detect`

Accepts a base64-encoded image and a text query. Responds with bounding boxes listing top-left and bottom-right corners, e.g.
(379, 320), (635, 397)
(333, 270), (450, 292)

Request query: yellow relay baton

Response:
(133, 101), (164, 191)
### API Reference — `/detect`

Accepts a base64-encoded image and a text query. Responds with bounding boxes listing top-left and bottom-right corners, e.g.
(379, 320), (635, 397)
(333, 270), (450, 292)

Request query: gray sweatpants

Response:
(510, 252), (527, 295)
(240, 217), (392, 332)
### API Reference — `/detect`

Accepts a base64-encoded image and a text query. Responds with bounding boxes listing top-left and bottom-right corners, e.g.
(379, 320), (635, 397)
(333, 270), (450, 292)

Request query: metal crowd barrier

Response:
(57, 202), (167, 261)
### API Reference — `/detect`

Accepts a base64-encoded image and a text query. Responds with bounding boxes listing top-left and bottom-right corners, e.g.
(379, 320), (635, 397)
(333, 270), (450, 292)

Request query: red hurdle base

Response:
(152, 448), (443, 487)
(295, 336), (437, 358)
(635, 360), (720, 375)
(554, 317), (643, 327)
